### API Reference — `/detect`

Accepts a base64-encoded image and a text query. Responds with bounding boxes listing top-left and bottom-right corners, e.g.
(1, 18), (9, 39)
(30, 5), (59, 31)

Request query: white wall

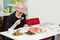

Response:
(0, 0), (3, 11)
(27, 0), (60, 24)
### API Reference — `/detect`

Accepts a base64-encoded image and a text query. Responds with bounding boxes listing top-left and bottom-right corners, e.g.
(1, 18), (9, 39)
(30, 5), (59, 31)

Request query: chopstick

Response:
(19, 17), (24, 20)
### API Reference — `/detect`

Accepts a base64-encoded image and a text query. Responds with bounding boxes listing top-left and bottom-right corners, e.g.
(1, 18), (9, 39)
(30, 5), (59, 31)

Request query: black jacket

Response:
(5, 11), (27, 31)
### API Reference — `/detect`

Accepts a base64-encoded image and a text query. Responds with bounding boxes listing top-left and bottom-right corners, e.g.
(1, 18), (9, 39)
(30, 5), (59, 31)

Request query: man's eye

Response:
(18, 8), (20, 9)
(22, 8), (23, 9)
(18, 8), (24, 9)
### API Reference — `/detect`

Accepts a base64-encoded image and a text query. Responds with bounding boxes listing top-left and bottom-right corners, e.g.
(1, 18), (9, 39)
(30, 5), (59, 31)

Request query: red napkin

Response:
(27, 18), (40, 26)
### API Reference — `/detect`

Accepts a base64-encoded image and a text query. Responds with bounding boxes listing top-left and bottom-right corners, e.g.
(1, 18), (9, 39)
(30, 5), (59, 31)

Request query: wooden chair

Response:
(0, 36), (2, 40)
(0, 16), (8, 40)
(1, 16), (8, 32)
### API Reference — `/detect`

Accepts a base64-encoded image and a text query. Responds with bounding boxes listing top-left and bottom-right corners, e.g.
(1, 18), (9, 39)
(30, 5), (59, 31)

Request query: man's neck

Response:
(15, 12), (23, 18)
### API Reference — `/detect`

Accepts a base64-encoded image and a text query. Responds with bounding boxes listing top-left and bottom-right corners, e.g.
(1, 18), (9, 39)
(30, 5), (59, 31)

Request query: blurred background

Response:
(0, 0), (28, 14)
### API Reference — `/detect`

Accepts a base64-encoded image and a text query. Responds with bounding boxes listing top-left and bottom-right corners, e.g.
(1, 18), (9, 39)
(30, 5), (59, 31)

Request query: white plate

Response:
(30, 27), (46, 33)
(18, 27), (30, 33)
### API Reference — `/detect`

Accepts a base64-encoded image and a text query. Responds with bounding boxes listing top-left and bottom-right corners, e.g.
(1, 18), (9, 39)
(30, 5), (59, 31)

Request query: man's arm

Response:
(6, 17), (21, 30)
(10, 19), (21, 29)
(5, 16), (13, 31)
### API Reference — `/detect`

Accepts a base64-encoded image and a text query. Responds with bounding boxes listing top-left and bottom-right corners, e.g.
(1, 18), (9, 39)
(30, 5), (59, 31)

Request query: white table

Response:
(0, 25), (60, 40)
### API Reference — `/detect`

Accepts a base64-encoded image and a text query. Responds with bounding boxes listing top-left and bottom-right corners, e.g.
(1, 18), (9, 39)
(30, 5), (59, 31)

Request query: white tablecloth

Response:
(0, 25), (60, 40)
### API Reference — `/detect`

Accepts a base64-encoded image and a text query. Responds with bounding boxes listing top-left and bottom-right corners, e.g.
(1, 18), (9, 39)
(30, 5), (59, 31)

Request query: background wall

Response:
(27, 0), (60, 24)
(3, 0), (13, 9)
(0, 0), (3, 11)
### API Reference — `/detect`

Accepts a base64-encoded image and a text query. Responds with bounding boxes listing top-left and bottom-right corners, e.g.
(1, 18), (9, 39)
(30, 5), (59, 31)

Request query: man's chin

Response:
(16, 12), (23, 14)
(19, 12), (23, 14)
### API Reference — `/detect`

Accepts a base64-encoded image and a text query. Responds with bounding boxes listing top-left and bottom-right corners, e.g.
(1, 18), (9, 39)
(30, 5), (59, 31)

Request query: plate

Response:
(30, 27), (46, 33)
(12, 30), (23, 36)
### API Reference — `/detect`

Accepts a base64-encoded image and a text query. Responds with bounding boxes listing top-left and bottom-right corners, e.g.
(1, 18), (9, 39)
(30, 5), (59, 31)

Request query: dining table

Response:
(0, 24), (60, 40)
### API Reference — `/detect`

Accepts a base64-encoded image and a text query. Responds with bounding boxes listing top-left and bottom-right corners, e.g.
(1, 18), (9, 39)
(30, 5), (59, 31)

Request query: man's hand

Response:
(10, 19), (21, 29)
(15, 19), (21, 25)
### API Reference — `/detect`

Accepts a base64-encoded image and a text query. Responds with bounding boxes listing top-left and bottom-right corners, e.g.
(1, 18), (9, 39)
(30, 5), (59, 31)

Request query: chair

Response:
(1, 16), (8, 32)
(0, 16), (8, 40)
(0, 21), (2, 40)
(0, 36), (2, 40)
(26, 18), (52, 40)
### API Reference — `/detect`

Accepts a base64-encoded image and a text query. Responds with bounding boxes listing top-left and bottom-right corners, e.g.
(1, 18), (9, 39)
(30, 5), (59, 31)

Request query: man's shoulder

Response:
(22, 13), (26, 17)
(9, 11), (16, 16)
(8, 11), (16, 18)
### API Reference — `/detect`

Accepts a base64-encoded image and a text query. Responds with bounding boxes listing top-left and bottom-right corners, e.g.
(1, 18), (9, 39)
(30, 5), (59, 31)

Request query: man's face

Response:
(16, 3), (25, 14)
